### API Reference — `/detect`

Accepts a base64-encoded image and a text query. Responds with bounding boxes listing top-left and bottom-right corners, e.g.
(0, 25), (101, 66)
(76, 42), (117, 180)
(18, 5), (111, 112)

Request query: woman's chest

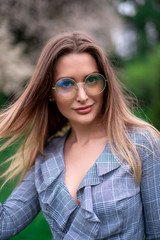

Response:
(38, 165), (142, 238)
(64, 140), (108, 204)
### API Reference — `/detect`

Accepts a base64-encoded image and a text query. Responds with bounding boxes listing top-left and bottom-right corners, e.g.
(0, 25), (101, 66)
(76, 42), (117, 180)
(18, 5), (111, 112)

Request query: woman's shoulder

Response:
(35, 130), (69, 165)
(129, 126), (160, 155)
(45, 135), (64, 152)
(46, 130), (69, 152)
(129, 126), (159, 141)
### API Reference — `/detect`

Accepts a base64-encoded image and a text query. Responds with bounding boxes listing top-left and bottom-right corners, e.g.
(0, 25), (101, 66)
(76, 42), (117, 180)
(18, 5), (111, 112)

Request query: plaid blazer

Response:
(0, 129), (160, 240)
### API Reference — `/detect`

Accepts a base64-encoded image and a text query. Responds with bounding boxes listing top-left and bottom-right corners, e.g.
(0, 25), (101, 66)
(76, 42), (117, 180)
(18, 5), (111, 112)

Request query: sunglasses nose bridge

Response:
(75, 82), (88, 101)
(76, 82), (85, 86)
(76, 82), (86, 91)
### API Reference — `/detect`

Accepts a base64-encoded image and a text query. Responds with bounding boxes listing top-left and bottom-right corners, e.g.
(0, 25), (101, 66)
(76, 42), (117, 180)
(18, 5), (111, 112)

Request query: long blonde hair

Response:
(0, 31), (159, 186)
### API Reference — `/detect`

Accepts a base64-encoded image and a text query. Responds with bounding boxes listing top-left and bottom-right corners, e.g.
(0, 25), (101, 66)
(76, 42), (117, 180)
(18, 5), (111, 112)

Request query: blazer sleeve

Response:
(0, 165), (40, 240)
(140, 132), (160, 239)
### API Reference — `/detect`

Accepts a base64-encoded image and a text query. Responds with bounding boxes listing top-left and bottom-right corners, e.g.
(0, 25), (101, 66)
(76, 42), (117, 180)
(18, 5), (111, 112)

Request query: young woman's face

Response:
(52, 53), (104, 127)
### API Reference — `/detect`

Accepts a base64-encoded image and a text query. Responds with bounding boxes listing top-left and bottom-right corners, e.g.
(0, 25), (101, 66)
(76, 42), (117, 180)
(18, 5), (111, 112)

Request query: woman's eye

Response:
(60, 79), (73, 88)
(87, 77), (97, 84)
(88, 78), (94, 82)
(63, 81), (71, 87)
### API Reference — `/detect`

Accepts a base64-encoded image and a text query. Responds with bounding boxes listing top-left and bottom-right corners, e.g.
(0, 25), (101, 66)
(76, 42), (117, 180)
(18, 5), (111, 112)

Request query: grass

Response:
(0, 143), (52, 240)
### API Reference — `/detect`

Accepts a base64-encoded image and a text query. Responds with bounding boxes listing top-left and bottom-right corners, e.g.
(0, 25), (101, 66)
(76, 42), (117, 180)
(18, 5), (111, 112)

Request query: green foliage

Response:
(121, 44), (160, 128)
(121, 0), (160, 57)
(0, 92), (8, 108)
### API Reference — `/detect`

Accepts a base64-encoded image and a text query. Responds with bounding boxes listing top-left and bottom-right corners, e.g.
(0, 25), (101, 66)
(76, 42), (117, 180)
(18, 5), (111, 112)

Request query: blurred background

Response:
(0, 0), (160, 239)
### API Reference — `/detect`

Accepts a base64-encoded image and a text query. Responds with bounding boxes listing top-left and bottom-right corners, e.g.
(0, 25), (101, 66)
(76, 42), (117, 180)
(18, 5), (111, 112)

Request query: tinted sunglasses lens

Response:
(55, 78), (77, 99)
(85, 74), (106, 95)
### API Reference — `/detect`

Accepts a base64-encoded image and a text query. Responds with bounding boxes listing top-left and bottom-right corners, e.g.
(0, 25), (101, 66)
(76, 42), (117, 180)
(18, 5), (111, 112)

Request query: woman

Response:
(0, 31), (160, 240)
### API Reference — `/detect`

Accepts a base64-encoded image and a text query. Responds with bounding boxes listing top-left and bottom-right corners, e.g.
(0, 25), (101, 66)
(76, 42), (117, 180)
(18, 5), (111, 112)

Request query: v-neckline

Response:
(60, 129), (108, 205)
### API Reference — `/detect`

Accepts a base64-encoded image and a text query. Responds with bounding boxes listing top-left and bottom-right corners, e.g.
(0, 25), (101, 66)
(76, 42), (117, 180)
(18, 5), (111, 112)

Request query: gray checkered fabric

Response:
(0, 129), (160, 239)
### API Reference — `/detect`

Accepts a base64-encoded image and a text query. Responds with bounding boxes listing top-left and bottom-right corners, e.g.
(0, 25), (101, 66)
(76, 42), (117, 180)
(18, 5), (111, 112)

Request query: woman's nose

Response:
(76, 83), (88, 102)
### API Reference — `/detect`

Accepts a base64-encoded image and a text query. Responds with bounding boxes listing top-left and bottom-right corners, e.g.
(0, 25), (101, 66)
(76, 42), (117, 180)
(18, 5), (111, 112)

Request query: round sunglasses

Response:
(52, 73), (107, 99)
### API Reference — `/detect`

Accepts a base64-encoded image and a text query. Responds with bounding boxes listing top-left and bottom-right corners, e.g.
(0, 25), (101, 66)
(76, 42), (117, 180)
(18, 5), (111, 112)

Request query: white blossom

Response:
(0, 22), (34, 95)
(0, 0), (125, 95)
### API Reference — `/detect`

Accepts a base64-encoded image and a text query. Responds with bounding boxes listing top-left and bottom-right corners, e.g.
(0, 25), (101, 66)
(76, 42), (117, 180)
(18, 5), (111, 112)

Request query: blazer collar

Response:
(40, 131), (121, 190)
(40, 131), (68, 187)
(77, 143), (121, 191)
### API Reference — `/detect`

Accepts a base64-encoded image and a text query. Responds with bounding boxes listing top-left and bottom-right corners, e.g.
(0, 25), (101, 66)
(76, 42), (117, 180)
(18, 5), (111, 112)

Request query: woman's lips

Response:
(74, 105), (93, 114)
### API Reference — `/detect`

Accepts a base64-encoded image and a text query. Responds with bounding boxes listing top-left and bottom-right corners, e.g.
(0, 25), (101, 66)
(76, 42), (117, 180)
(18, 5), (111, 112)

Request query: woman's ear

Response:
(48, 87), (56, 101)
(48, 91), (55, 102)
(49, 98), (55, 102)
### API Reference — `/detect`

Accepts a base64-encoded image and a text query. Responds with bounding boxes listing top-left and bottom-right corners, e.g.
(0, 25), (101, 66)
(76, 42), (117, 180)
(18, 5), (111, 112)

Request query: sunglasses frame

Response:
(52, 73), (107, 99)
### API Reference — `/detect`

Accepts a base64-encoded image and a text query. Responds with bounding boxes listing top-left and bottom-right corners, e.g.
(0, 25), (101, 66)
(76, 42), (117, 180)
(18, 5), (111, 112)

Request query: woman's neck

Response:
(69, 122), (107, 146)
